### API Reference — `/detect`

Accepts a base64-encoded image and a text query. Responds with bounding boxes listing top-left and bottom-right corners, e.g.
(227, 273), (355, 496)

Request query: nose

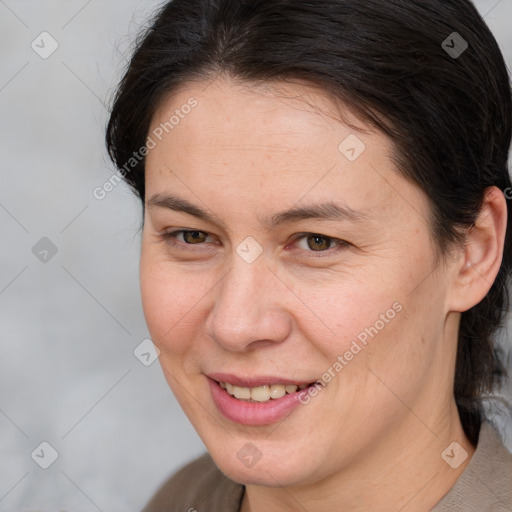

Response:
(205, 256), (292, 352)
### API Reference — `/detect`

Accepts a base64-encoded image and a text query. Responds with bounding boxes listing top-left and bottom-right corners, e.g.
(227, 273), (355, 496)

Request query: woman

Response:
(106, 0), (512, 510)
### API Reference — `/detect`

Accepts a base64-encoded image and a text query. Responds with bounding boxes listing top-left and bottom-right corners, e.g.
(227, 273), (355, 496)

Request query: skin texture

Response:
(140, 75), (507, 512)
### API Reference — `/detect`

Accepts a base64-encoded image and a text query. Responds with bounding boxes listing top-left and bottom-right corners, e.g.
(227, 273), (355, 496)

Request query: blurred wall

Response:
(0, 1), (511, 510)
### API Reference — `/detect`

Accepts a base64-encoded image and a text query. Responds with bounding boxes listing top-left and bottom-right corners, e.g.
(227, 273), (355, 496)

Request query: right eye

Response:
(158, 229), (218, 250)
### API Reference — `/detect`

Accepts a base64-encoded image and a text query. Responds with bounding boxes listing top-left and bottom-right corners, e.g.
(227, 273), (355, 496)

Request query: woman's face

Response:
(140, 76), (461, 486)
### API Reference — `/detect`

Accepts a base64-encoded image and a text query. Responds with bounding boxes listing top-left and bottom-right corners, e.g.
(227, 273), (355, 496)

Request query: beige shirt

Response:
(142, 421), (512, 511)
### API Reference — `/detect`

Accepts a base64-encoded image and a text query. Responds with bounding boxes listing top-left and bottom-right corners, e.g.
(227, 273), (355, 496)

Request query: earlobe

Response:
(448, 186), (508, 313)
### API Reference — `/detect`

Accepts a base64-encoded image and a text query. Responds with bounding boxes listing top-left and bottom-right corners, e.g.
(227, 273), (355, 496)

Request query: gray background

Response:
(0, 1), (511, 510)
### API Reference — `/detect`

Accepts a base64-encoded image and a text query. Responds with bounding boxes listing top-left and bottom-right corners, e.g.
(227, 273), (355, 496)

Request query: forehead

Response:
(144, 76), (431, 232)
(148, 78), (384, 176)
(149, 76), (375, 152)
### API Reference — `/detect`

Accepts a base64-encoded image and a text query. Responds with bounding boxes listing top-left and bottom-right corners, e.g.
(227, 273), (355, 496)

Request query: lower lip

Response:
(207, 378), (306, 426)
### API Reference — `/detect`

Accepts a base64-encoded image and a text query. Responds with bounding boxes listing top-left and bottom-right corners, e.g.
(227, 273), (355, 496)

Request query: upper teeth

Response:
(219, 382), (309, 402)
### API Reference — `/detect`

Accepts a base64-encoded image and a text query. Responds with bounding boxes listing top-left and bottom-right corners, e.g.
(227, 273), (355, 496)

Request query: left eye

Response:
(293, 233), (346, 252)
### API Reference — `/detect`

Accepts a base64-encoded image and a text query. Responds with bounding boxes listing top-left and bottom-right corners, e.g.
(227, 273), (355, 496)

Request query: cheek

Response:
(299, 274), (403, 357)
(139, 251), (210, 354)
(297, 253), (436, 387)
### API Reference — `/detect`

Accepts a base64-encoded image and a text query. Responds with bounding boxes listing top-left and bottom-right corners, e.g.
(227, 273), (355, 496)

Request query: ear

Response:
(447, 186), (508, 313)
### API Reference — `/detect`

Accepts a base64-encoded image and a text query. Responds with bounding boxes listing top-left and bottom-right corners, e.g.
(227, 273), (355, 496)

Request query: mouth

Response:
(206, 373), (322, 425)
(216, 380), (318, 403)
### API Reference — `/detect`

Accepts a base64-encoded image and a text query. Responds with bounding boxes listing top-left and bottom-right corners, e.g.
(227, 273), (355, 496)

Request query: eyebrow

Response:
(146, 193), (369, 228)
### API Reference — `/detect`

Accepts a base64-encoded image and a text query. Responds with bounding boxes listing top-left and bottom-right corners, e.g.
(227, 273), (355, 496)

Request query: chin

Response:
(204, 440), (320, 487)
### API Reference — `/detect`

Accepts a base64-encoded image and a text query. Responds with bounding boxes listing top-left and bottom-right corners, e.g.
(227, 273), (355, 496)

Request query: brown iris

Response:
(183, 231), (208, 244)
(306, 235), (332, 251)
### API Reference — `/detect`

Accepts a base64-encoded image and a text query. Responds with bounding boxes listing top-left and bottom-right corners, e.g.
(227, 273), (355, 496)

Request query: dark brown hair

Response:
(106, 0), (512, 445)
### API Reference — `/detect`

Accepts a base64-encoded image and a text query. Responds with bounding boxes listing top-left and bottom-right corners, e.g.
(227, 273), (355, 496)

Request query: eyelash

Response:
(158, 230), (349, 257)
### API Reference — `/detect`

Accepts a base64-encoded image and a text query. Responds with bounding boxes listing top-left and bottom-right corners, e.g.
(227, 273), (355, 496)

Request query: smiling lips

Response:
(207, 372), (317, 402)
(219, 381), (309, 402)
(207, 374), (320, 425)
